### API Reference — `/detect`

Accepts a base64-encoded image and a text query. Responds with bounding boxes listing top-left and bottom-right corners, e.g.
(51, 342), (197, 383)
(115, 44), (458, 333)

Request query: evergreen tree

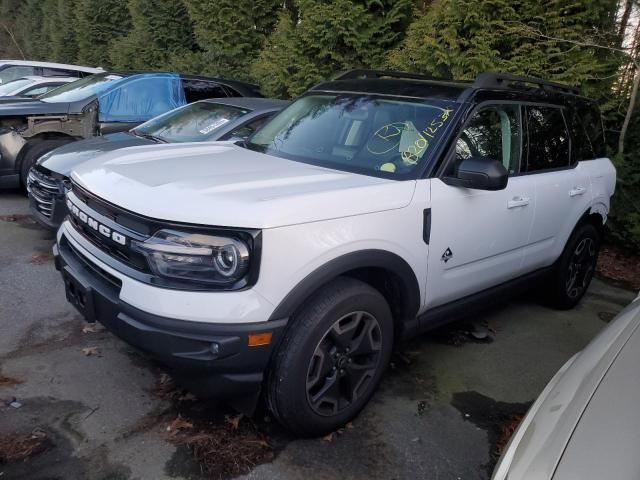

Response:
(181, 0), (281, 80)
(110, 0), (195, 70)
(388, 0), (620, 87)
(0, 0), (26, 58)
(75, 0), (131, 68)
(40, 0), (79, 64)
(251, 0), (414, 98)
(13, 0), (47, 59)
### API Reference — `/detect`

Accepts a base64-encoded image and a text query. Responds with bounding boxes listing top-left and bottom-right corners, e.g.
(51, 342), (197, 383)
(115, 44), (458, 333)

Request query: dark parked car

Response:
(28, 97), (288, 229)
(0, 71), (261, 188)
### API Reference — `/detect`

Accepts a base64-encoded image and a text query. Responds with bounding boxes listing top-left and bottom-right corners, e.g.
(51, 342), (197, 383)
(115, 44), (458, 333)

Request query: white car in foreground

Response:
(493, 293), (640, 479)
(54, 70), (616, 436)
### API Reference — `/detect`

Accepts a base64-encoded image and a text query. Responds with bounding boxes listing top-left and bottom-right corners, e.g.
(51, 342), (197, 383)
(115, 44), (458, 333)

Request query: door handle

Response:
(569, 186), (586, 197)
(507, 196), (530, 209)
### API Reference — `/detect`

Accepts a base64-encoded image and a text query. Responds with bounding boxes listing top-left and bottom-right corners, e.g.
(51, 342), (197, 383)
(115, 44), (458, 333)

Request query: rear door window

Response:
(524, 106), (570, 172)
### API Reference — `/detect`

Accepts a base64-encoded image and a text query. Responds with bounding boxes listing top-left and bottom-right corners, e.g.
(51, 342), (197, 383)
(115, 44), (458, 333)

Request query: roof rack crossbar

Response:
(473, 72), (581, 95)
(333, 69), (438, 82)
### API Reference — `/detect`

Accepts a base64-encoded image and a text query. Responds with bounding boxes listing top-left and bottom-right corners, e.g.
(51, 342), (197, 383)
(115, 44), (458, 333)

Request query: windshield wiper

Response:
(131, 129), (168, 143)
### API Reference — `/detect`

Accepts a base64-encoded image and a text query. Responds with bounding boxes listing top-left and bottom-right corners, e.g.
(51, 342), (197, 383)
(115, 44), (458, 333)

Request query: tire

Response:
(266, 277), (393, 437)
(548, 223), (601, 310)
(20, 138), (74, 188)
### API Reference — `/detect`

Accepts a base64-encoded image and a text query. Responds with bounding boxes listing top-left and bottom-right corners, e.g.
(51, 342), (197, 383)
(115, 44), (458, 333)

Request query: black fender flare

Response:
(268, 249), (421, 321)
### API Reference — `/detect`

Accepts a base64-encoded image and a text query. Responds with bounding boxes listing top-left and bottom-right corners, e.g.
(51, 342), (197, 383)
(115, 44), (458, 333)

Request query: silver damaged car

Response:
(493, 293), (640, 479)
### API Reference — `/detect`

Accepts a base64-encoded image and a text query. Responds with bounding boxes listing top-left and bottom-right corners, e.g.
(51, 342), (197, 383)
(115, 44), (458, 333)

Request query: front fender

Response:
(268, 249), (421, 321)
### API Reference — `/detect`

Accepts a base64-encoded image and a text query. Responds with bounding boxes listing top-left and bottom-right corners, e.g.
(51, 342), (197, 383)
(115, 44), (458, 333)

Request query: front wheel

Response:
(266, 277), (393, 436)
(548, 223), (601, 309)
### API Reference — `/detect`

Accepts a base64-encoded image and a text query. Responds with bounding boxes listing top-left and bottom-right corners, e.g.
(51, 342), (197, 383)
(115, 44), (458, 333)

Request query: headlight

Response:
(133, 229), (250, 286)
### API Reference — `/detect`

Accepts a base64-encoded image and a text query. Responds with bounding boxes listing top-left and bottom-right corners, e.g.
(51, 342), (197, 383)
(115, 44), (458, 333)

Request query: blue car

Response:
(0, 71), (261, 188)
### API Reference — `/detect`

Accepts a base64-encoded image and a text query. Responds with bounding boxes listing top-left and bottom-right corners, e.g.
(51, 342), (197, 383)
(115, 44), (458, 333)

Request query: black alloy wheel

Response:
(266, 277), (393, 437)
(306, 310), (383, 416)
(549, 222), (601, 309)
(566, 236), (597, 299)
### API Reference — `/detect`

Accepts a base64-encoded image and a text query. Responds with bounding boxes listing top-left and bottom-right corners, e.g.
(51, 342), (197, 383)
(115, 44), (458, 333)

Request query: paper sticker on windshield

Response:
(199, 118), (230, 135)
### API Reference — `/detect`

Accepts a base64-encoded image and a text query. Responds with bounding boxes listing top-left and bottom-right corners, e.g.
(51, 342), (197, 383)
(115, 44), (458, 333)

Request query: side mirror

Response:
(442, 157), (508, 191)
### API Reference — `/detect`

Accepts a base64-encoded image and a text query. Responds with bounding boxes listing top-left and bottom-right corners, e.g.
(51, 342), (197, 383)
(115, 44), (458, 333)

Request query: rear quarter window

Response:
(576, 102), (606, 158)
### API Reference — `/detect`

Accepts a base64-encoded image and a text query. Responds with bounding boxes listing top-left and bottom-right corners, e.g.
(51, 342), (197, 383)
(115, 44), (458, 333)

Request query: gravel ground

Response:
(0, 191), (635, 480)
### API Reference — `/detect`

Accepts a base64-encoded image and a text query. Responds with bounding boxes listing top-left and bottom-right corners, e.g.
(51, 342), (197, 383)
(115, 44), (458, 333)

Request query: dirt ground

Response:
(0, 191), (636, 480)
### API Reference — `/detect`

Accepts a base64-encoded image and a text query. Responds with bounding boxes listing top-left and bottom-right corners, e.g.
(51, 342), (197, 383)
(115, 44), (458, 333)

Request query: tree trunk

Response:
(618, 64), (639, 155)
(618, 0), (634, 39)
(0, 23), (25, 60)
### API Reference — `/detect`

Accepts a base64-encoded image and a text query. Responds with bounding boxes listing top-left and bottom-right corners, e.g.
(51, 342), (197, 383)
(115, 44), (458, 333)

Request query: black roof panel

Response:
(311, 78), (471, 101)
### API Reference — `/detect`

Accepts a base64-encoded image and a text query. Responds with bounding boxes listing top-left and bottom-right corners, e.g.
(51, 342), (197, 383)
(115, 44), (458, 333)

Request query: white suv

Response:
(53, 70), (616, 436)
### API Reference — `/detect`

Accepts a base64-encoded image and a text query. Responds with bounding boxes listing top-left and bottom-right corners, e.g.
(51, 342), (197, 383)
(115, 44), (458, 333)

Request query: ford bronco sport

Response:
(53, 70), (616, 436)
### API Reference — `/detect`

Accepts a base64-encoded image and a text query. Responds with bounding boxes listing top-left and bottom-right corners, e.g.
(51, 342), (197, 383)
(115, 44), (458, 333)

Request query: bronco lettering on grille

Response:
(67, 198), (127, 246)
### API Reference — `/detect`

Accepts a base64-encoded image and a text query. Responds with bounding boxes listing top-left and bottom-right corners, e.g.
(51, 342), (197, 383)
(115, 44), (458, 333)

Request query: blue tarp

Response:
(98, 73), (186, 123)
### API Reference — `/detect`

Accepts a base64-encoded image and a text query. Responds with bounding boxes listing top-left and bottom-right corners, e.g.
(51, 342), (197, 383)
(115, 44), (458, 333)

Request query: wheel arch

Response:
(17, 133), (76, 170)
(581, 205), (607, 236)
(268, 249), (421, 333)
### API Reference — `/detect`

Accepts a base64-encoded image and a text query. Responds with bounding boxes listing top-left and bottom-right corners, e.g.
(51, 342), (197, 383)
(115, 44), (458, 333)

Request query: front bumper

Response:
(54, 231), (288, 401)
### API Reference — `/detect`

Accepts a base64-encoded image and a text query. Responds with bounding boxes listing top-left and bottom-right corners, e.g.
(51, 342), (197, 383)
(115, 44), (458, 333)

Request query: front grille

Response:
(28, 168), (64, 218)
(68, 186), (150, 272)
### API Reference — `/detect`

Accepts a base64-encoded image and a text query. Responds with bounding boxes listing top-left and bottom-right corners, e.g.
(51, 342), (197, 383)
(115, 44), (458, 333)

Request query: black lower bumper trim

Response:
(54, 237), (288, 400)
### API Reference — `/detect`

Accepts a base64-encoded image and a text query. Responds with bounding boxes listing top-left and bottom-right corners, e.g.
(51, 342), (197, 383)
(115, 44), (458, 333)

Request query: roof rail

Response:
(473, 72), (581, 95)
(333, 69), (437, 82)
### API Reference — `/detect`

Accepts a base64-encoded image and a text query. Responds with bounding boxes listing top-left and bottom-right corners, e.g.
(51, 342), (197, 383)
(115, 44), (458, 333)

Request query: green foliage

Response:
(609, 151), (640, 247)
(182, 0), (280, 80)
(388, 0), (620, 84)
(75, 0), (131, 67)
(13, 0), (47, 60)
(110, 0), (195, 70)
(0, 0), (25, 57)
(252, 0), (414, 98)
(46, 0), (79, 64)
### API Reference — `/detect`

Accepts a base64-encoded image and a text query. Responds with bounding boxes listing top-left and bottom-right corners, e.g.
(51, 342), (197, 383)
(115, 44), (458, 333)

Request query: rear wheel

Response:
(20, 138), (74, 188)
(266, 277), (393, 436)
(548, 223), (601, 309)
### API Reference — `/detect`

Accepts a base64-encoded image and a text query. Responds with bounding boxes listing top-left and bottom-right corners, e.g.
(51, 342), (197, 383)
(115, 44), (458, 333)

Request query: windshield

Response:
(247, 94), (459, 178)
(134, 101), (250, 142)
(39, 73), (122, 103)
(0, 78), (32, 95)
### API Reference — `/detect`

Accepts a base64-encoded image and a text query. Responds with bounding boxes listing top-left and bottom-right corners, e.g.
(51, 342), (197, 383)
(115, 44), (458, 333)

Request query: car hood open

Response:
(71, 142), (416, 228)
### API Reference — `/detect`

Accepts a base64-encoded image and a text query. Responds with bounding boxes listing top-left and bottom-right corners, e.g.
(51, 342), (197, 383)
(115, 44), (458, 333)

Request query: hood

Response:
(552, 302), (640, 479)
(71, 142), (416, 228)
(0, 99), (70, 115)
(39, 132), (153, 176)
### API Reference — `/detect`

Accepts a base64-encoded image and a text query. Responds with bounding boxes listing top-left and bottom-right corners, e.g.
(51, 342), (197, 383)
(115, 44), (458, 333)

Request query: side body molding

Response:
(268, 249), (421, 322)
